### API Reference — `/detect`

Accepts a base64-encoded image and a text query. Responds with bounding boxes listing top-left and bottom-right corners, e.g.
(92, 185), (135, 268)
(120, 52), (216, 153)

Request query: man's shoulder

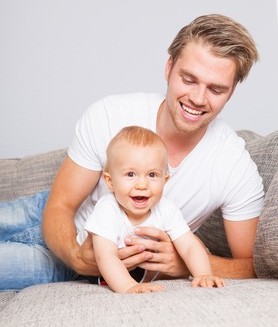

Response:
(208, 118), (245, 148)
(206, 119), (255, 179)
(209, 118), (235, 137)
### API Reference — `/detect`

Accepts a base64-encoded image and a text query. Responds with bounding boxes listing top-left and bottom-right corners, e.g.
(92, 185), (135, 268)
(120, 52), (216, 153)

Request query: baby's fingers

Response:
(126, 283), (165, 294)
(192, 275), (226, 288)
(213, 276), (226, 288)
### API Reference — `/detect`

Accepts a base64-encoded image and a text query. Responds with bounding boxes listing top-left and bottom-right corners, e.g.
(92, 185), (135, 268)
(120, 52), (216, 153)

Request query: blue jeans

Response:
(0, 190), (76, 291)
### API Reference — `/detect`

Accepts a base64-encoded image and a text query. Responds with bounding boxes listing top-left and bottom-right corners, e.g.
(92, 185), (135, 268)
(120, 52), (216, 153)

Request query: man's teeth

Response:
(181, 104), (202, 115)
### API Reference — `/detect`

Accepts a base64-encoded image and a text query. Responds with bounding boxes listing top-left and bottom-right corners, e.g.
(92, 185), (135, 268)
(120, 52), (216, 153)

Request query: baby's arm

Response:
(173, 232), (226, 288)
(92, 234), (165, 293)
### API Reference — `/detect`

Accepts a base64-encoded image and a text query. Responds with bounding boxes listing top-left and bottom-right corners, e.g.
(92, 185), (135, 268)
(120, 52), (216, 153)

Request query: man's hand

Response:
(123, 227), (190, 279)
(118, 242), (153, 271)
(73, 235), (100, 276)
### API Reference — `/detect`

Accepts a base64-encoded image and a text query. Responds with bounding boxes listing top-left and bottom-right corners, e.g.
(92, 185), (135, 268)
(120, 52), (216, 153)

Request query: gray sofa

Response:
(1, 130), (278, 327)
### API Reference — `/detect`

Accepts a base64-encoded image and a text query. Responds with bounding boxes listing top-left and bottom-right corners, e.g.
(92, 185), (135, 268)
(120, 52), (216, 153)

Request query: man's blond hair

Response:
(168, 14), (259, 83)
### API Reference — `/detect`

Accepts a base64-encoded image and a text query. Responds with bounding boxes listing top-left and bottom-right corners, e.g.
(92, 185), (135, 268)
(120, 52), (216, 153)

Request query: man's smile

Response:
(180, 102), (204, 116)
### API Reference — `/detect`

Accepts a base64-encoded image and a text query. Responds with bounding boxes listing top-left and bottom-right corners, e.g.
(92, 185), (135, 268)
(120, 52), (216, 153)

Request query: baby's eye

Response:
(127, 172), (135, 177)
(149, 172), (157, 178)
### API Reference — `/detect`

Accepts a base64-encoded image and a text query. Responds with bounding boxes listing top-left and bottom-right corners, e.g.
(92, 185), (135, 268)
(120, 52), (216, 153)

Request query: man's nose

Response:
(189, 85), (207, 106)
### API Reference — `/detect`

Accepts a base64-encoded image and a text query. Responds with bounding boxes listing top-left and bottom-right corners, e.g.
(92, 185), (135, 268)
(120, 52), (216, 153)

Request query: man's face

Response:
(164, 41), (237, 136)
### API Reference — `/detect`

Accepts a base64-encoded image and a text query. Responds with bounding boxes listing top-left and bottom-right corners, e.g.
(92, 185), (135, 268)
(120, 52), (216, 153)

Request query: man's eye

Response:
(182, 77), (194, 85)
(209, 88), (223, 95)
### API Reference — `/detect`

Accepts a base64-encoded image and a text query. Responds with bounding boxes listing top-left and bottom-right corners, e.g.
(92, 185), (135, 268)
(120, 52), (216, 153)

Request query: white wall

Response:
(1, 0), (278, 158)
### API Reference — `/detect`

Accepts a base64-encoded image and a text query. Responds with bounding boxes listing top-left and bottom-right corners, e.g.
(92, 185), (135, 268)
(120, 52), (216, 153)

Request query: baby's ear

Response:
(103, 171), (113, 191)
(165, 173), (170, 183)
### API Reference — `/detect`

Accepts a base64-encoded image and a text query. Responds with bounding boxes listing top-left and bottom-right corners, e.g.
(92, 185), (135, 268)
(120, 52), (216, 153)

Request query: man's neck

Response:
(156, 101), (207, 167)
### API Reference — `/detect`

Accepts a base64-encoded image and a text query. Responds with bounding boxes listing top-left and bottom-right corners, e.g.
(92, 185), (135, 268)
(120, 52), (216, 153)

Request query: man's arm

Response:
(224, 217), (259, 259)
(42, 155), (102, 275)
(211, 217), (259, 278)
(208, 255), (255, 278)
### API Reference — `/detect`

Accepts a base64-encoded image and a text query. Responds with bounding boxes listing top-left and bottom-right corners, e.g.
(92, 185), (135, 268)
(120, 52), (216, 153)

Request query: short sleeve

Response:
(220, 135), (264, 221)
(85, 196), (121, 245)
(68, 99), (110, 171)
(157, 198), (190, 241)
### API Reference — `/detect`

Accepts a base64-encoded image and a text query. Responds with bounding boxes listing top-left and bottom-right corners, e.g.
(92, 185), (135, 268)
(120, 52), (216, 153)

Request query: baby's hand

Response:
(191, 275), (226, 288)
(126, 283), (165, 294)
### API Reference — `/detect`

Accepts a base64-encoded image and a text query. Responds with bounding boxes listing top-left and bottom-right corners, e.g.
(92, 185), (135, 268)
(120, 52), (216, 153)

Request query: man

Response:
(0, 14), (264, 290)
(42, 13), (263, 280)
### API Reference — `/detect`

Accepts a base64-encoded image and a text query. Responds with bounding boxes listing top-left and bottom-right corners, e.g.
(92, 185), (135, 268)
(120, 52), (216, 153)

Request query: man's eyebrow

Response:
(179, 68), (230, 91)
(179, 69), (195, 79)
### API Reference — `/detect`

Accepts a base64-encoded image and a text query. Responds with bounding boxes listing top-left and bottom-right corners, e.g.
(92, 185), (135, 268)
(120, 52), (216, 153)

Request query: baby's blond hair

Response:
(104, 126), (167, 172)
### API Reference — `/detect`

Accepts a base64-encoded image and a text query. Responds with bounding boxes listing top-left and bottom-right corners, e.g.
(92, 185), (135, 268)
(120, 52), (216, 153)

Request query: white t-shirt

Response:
(69, 93), (264, 238)
(82, 193), (189, 247)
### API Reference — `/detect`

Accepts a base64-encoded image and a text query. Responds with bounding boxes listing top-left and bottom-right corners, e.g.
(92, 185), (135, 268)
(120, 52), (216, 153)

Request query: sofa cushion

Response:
(196, 130), (278, 259)
(0, 149), (67, 202)
(254, 169), (278, 277)
(0, 291), (17, 312)
(1, 279), (278, 326)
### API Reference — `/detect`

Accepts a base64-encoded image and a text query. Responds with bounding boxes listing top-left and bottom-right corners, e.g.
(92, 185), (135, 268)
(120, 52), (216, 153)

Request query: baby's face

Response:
(106, 143), (169, 224)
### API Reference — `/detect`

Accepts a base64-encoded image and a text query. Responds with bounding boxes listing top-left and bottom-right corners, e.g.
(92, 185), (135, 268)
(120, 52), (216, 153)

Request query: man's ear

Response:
(165, 56), (173, 82)
(103, 172), (113, 191)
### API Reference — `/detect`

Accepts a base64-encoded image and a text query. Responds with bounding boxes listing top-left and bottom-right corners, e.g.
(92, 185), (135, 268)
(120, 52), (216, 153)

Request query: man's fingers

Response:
(123, 252), (153, 270)
(134, 227), (170, 242)
(118, 245), (153, 270)
(118, 244), (146, 260)
(125, 237), (162, 253)
(124, 229), (171, 254)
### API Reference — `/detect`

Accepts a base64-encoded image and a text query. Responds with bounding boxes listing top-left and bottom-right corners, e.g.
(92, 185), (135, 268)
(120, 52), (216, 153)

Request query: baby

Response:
(85, 126), (226, 293)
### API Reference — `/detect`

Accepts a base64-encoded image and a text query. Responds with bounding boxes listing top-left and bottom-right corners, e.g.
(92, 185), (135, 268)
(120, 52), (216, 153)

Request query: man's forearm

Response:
(42, 204), (101, 276)
(41, 156), (103, 276)
(42, 205), (78, 269)
(209, 254), (256, 279)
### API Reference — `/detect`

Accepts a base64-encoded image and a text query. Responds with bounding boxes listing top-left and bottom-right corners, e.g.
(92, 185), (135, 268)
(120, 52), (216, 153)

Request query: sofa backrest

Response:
(0, 149), (67, 201)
